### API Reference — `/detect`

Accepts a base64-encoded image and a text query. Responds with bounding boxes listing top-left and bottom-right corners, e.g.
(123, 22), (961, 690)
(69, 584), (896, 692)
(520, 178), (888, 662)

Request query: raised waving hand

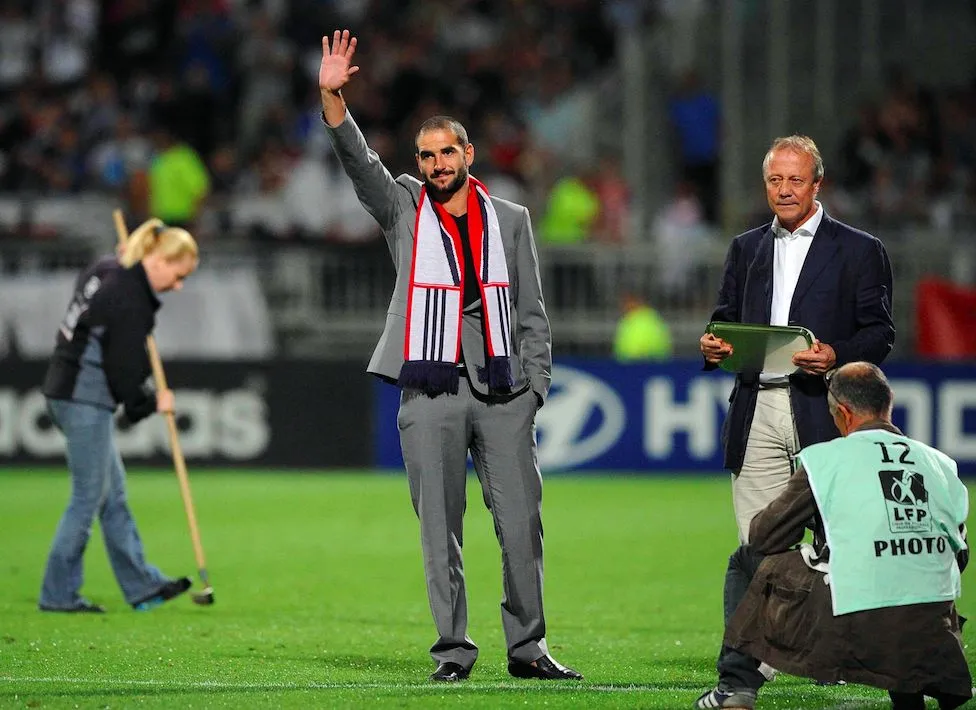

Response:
(319, 29), (359, 94)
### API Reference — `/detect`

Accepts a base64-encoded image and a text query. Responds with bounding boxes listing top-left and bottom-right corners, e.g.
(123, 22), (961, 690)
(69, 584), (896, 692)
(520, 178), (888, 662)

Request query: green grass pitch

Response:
(1, 469), (974, 708)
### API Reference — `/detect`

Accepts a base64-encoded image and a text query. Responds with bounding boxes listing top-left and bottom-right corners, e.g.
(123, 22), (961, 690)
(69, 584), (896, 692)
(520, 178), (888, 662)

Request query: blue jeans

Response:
(40, 398), (168, 608)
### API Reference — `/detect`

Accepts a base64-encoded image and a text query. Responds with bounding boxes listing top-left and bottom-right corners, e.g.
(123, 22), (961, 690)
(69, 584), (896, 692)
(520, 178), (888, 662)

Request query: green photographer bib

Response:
(800, 429), (968, 616)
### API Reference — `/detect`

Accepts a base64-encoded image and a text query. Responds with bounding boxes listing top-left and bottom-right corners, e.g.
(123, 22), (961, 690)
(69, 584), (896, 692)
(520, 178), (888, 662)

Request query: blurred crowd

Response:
(0, 0), (634, 245)
(2, 1), (974, 277)
(2, 0), (974, 360)
(832, 66), (976, 232)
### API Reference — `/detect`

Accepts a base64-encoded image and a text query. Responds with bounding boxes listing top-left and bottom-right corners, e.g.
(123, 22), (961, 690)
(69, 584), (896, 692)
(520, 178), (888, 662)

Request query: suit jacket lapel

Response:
(790, 214), (840, 316)
(745, 226), (775, 324)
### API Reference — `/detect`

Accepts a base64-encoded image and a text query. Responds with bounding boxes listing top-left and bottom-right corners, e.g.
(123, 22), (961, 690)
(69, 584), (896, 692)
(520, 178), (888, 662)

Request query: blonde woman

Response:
(40, 219), (198, 612)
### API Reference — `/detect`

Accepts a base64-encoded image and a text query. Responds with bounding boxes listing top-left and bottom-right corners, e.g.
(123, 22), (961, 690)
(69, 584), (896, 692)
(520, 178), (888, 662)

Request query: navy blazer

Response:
(708, 213), (895, 471)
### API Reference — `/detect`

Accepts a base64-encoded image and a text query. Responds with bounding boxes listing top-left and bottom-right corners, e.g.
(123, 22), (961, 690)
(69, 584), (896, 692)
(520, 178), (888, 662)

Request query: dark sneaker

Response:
(131, 577), (192, 611)
(39, 600), (105, 613)
(693, 687), (756, 709)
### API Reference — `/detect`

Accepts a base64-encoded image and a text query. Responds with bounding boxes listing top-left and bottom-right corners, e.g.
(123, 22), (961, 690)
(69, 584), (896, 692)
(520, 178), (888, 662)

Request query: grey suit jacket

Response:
(327, 111), (552, 403)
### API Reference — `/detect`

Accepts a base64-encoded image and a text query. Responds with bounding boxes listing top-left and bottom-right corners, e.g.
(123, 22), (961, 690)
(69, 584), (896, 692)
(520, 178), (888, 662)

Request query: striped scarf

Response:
(398, 177), (514, 397)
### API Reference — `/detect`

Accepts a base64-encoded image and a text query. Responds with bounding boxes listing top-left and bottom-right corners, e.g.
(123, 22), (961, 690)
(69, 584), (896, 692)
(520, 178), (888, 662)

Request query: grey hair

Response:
(825, 362), (893, 418)
(762, 135), (824, 182)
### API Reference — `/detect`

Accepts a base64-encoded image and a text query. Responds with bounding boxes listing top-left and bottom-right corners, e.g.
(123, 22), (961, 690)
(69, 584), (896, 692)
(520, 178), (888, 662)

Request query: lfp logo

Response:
(879, 469), (931, 533)
(537, 365), (625, 469)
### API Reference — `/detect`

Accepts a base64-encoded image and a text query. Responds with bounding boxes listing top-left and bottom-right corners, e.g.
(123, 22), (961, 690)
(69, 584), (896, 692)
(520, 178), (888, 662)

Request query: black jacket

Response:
(43, 256), (160, 423)
(708, 214), (895, 470)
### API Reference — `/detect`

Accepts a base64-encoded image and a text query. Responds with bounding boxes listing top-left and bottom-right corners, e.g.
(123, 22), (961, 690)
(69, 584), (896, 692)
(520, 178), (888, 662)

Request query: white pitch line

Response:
(0, 676), (678, 693)
(0, 677), (891, 704)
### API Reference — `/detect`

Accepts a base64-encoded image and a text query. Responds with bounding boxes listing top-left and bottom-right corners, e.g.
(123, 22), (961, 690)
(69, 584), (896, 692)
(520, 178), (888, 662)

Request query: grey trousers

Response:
(398, 376), (548, 669)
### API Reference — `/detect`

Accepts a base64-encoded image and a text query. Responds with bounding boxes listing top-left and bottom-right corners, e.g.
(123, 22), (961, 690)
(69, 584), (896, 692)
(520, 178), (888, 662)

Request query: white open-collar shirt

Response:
(762, 201), (823, 381)
(771, 200), (823, 327)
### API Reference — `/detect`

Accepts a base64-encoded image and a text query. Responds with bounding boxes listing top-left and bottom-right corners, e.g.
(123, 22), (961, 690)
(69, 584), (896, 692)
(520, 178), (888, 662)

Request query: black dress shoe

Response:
(430, 662), (470, 682)
(508, 654), (583, 680)
(39, 601), (106, 613)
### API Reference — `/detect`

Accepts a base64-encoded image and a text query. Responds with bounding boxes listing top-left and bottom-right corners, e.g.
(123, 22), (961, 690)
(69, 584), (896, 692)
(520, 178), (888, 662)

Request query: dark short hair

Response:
(415, 116), (469, 152)
(825, 362), (893, 417)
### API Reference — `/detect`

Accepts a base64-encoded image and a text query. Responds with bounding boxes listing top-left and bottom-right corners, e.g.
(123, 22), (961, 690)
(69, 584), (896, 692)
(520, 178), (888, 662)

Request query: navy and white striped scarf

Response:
(399, 177), (514, 397)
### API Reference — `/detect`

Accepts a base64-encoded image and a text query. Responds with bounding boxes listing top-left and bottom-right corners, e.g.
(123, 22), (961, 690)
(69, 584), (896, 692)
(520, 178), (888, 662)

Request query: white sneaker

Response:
(693, 687), (757, 709)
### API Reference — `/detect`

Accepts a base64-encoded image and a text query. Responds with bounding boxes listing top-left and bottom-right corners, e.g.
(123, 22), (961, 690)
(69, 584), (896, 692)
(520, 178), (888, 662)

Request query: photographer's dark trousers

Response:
(716, 545), (973, 710)
(715, 545), (767, 693)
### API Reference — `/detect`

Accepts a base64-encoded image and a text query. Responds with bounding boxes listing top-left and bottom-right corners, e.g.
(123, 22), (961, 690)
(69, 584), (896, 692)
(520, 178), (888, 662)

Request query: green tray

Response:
(705, 322), (815, 374)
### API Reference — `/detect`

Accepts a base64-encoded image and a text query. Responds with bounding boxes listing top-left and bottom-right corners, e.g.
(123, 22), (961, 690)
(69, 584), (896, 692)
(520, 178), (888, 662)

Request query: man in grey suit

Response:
(319, 30), (582, 683)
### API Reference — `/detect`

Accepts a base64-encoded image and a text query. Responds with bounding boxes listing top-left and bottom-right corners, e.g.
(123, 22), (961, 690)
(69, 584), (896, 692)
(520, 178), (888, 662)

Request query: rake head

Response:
(192, 587), (215, 606)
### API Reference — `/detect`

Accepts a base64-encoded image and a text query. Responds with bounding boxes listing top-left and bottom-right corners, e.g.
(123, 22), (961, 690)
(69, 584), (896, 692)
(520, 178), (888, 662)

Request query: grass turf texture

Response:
(1, 470), (973, 709)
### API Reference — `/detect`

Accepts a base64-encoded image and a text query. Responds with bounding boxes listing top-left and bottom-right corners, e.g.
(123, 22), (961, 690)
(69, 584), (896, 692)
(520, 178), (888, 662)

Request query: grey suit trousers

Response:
(397, 375), (548, 668)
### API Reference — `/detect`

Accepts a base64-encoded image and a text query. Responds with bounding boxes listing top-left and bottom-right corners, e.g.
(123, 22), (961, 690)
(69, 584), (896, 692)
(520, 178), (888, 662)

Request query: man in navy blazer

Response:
(701, 135), (894, 542)
(695, 136), (894, 709)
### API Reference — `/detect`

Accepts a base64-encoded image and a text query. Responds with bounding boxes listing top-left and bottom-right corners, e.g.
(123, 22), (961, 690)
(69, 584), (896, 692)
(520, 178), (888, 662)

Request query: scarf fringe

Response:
(398, 361), (460, 397)
(477, 356), (515, 391)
